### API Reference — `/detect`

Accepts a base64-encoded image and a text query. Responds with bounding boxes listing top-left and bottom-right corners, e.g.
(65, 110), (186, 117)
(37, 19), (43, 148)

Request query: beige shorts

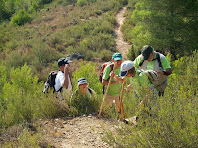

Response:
(104, 94), (120, 112)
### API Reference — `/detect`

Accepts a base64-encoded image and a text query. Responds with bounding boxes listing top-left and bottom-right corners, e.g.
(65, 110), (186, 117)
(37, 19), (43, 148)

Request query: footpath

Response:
(42, 6), (130, 148)
(41, 115), (118, 148)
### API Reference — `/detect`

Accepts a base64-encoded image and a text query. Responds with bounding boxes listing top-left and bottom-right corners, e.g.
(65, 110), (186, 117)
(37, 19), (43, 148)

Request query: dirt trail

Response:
(115, 6), (131, 60)
(42, 115), (121, 148)
(41, 7), (129, 148)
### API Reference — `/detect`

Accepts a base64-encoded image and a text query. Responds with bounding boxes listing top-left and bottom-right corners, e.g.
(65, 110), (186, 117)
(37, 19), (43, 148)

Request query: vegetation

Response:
(0, 0), (126, 81)
(103, 52), (198, 147)
(0, 0), (197, 147)
(124, 0), (198, 60)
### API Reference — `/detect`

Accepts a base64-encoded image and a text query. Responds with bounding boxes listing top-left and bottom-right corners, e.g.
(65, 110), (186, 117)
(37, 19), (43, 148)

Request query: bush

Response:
(10, 10), (32, 26)
(70, 61), (103, 114)
(0, 63), (69, 128)
(70, 92), (99, 115)
(103, 52), (198, 147)
(38, 0), (52, 5)
(77, 0), (87, 7)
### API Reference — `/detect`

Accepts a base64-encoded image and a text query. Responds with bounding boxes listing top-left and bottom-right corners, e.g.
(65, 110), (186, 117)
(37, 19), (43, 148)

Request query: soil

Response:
(39, 6), (130, 148)
(115, 6), (131, 60)
(40, 6), (130, 148)
(41, 114), (122, 148)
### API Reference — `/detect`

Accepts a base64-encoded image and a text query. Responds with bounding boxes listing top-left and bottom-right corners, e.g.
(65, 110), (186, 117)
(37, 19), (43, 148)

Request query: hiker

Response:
(54, 58), (72, 100)
(133, 45), (172, 96)
(120, 60), (158, 124)
(102, 53), (125, 113)
(70, 77), (96, 102)
(120, 60), (155, 97)
(70, 78), (98, 114)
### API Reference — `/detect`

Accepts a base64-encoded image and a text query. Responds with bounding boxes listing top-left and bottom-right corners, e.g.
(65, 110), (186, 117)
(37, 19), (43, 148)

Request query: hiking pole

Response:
(98, 64), (116, 118)
(119, 81), (126, 119)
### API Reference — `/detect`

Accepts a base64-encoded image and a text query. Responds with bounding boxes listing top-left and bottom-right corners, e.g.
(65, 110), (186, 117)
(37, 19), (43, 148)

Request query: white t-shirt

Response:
(54, 71), (72, 99)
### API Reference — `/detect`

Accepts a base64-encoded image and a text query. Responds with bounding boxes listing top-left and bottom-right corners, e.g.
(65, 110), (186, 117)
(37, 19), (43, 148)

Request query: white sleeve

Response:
(54, 72), (64, 91)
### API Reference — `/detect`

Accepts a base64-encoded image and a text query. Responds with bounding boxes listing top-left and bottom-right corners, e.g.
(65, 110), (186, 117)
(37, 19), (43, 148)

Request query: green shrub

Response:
(5, 50), (25, 68)
(100, 49), (113, 61)
(127, 44), (140, 60)
(70, 92), (99, 115)
(38, 0), (52, 4)
(32, 42), (60, 66)
(70, 61), (103, 114)
(10, 10), (32, 26)
(72, 61), (103, 94)
(103, 52), (198, 147)
(0, 63), (69, 128)
(77, 0), (87, 7)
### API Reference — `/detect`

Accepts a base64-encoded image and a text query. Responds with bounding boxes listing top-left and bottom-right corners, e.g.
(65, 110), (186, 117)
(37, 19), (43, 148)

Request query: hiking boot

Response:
(123, 119), (129, 124)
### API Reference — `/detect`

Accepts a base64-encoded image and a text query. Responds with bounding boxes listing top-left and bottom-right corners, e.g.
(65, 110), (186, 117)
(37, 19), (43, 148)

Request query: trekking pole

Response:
(98, 64), (116, 118)
(119, 81), (126, 119)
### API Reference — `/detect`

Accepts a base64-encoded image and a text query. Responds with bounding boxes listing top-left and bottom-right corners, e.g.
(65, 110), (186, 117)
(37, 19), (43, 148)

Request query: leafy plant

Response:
(103, 52), (198, 147)
(10, 10), (32, 26)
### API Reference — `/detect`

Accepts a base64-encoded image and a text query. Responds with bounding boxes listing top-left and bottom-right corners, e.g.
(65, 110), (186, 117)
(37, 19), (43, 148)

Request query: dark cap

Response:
(58, 58), (71, 67)
(141, 45), (154, 60)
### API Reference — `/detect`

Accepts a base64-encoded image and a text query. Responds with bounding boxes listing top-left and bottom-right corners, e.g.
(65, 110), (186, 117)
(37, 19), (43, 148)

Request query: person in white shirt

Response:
(54, 58), (72, 100)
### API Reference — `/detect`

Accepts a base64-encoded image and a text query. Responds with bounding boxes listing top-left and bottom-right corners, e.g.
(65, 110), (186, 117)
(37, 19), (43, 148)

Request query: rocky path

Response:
(115, 6), (131, 60)
(41, 115), (119, 148)
(41, 6), (130, 148)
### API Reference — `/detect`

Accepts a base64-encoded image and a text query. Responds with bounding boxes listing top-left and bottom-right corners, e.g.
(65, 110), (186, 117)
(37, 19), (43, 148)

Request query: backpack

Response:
(99, 62), (114, 83)
(42, 70), (62, 93)
(143, 70), (159, 86)
(98, 62), (114, 94)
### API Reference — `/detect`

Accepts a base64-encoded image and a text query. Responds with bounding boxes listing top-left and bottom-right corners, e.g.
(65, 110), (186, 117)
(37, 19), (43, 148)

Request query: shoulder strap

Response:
(88, 88), (92, 94)
(151, 52), (162, 68)
(139, 60), (144, 67)
(109, 63), (114, 72)
(156, 52), (162, 68)
(102, 63), (114, 94)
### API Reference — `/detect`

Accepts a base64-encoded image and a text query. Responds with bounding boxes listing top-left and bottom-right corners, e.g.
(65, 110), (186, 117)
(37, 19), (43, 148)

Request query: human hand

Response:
(121, 77), (126, 83)
(110, 71), (115, 78)
(156, 70), (163, 76)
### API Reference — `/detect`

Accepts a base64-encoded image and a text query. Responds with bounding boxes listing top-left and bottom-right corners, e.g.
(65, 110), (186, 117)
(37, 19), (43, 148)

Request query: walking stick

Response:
(119, 81), (126, 119)
(98, 64), (116, 118)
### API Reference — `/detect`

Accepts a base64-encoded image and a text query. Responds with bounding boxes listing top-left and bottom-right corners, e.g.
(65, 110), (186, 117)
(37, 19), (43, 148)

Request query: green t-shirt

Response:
(133, 52), (171, 70)
(126, 69), (150, 97)
(102, 65), (121, 97)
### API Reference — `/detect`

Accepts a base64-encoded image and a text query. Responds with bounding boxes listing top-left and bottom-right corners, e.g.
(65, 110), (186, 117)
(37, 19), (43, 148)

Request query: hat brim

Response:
(113, 57), (122, 61)
(120, 71), (127, 77)
(78, 82), (89, 86)
(143, 55), (149, 60)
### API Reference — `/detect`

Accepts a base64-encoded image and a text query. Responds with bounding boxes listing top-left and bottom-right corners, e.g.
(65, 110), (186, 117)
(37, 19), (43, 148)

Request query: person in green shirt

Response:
(102, 53), (124, 113)
(133, 45), (172, 96)
(120, 60), (159, 124)
(120, 60), (154, 98)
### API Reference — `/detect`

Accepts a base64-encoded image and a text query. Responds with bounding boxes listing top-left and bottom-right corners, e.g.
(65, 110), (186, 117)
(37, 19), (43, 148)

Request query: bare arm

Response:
(156, 68), (172, 76)
(62, 64), (70, 89)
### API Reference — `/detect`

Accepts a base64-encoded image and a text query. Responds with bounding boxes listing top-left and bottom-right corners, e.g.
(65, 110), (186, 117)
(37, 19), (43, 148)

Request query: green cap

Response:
(141, 45), (154, 60)
(112, 53), (122, 61)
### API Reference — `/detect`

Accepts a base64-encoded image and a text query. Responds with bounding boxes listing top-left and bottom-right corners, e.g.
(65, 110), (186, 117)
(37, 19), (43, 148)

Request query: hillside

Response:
(40, 7), (130, 148)
(0, 0), (197, 147)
